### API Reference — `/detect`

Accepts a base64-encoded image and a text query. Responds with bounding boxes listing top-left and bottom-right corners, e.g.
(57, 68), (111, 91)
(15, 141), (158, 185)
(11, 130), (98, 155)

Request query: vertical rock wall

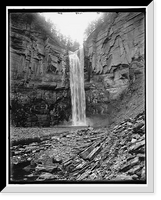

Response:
(84, 12), (145, 116)
(10, 24), (67, 85)
(10, 13), (71, 127)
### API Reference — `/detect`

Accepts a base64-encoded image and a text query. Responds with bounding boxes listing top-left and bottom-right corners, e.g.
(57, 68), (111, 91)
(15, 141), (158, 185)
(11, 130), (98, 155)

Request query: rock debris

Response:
(10, 111), (145, 182)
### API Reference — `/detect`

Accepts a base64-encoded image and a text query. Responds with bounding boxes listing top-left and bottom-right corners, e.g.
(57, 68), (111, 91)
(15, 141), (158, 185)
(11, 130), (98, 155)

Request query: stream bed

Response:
(10, 112), (146, 183)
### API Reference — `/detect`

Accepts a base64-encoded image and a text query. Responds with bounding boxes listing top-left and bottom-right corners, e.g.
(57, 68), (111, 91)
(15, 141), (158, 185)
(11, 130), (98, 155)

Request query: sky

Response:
(40, 12), (102, 44)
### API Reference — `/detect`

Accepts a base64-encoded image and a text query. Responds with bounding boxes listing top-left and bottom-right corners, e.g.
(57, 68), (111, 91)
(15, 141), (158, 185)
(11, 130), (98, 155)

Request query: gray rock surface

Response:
(84, 12), (144, 105)
(10, 111), (145, 182)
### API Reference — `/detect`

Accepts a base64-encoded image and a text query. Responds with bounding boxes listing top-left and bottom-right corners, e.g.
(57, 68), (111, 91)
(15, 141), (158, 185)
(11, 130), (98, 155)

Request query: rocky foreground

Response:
(10, 111), (145, 183)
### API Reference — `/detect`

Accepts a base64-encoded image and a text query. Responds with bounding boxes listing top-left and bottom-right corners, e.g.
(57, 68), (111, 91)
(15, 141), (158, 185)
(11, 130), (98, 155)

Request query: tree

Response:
(84, 13), (109, 40)
(10, 13), (81, 51)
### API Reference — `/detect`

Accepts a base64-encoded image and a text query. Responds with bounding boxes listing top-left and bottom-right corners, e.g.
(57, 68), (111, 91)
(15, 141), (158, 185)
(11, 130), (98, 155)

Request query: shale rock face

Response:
(10, 12), (145, 127)
(10, 13), (67, 85)
(10, 13), (70, 126)
(11, 89), (71, 127)
(84, 12), (145, 115)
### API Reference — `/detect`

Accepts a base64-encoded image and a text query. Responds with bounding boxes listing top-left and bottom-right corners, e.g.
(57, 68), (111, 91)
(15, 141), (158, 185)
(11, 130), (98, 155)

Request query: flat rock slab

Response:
(10, 111), (146, 183)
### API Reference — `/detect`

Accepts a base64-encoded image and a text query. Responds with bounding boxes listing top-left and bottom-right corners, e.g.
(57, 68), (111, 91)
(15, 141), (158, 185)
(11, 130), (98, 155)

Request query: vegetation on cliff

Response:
(10, 89), (71, 127)
(84, 13), (109, 40)
(10, 12), (80, 51)
(9, 11), (146, 184)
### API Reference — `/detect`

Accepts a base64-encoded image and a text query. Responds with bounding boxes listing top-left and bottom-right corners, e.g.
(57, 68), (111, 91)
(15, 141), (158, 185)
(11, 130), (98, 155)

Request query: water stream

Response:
(69, 47), (87, 126)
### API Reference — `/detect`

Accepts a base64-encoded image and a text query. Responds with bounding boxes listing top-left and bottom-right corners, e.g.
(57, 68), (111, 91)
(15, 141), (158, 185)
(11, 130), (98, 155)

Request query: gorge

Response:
(9, 10), (146, 183)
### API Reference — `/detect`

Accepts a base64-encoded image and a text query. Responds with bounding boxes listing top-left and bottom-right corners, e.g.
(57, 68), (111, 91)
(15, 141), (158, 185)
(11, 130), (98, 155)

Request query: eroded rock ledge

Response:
(10, 12), (145, 127)
(10, 13), (70, 127)
(84, 12), (145, 115)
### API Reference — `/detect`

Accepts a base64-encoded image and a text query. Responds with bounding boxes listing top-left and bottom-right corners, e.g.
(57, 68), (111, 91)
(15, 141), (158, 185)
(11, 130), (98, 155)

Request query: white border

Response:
(7, 6), (147, 9)
(4, 4), (154, 193)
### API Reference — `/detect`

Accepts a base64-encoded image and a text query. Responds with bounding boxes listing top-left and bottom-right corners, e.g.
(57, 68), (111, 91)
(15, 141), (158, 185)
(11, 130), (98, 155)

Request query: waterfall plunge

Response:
(69, 47), (87, 126)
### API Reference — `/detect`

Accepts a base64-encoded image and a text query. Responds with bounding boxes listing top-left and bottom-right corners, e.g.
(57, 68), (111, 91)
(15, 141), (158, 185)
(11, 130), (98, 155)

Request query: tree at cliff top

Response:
(55, 30), (80, 51)
(10, 13), (80, 51)
(11, 13), (55, 38)
(84, 13), (109, 40)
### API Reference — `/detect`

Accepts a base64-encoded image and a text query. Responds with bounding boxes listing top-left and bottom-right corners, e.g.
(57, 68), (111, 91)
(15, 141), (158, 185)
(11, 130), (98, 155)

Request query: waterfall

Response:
(69, 47), (87, 126)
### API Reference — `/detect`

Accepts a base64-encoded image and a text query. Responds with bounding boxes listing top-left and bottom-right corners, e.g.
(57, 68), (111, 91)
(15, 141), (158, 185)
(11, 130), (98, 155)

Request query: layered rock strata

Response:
(10, 13), (70, 126)
(84, 12), (145, 116)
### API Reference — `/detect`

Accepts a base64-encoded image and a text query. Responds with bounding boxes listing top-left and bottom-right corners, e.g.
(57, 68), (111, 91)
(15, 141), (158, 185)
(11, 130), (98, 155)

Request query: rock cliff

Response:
(10, 13), (67, 87)
(10, 12), (145, 127)
(9, 12), (146, 183)
(10, 13), (71, 127)
(84, 12), (145, 122)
